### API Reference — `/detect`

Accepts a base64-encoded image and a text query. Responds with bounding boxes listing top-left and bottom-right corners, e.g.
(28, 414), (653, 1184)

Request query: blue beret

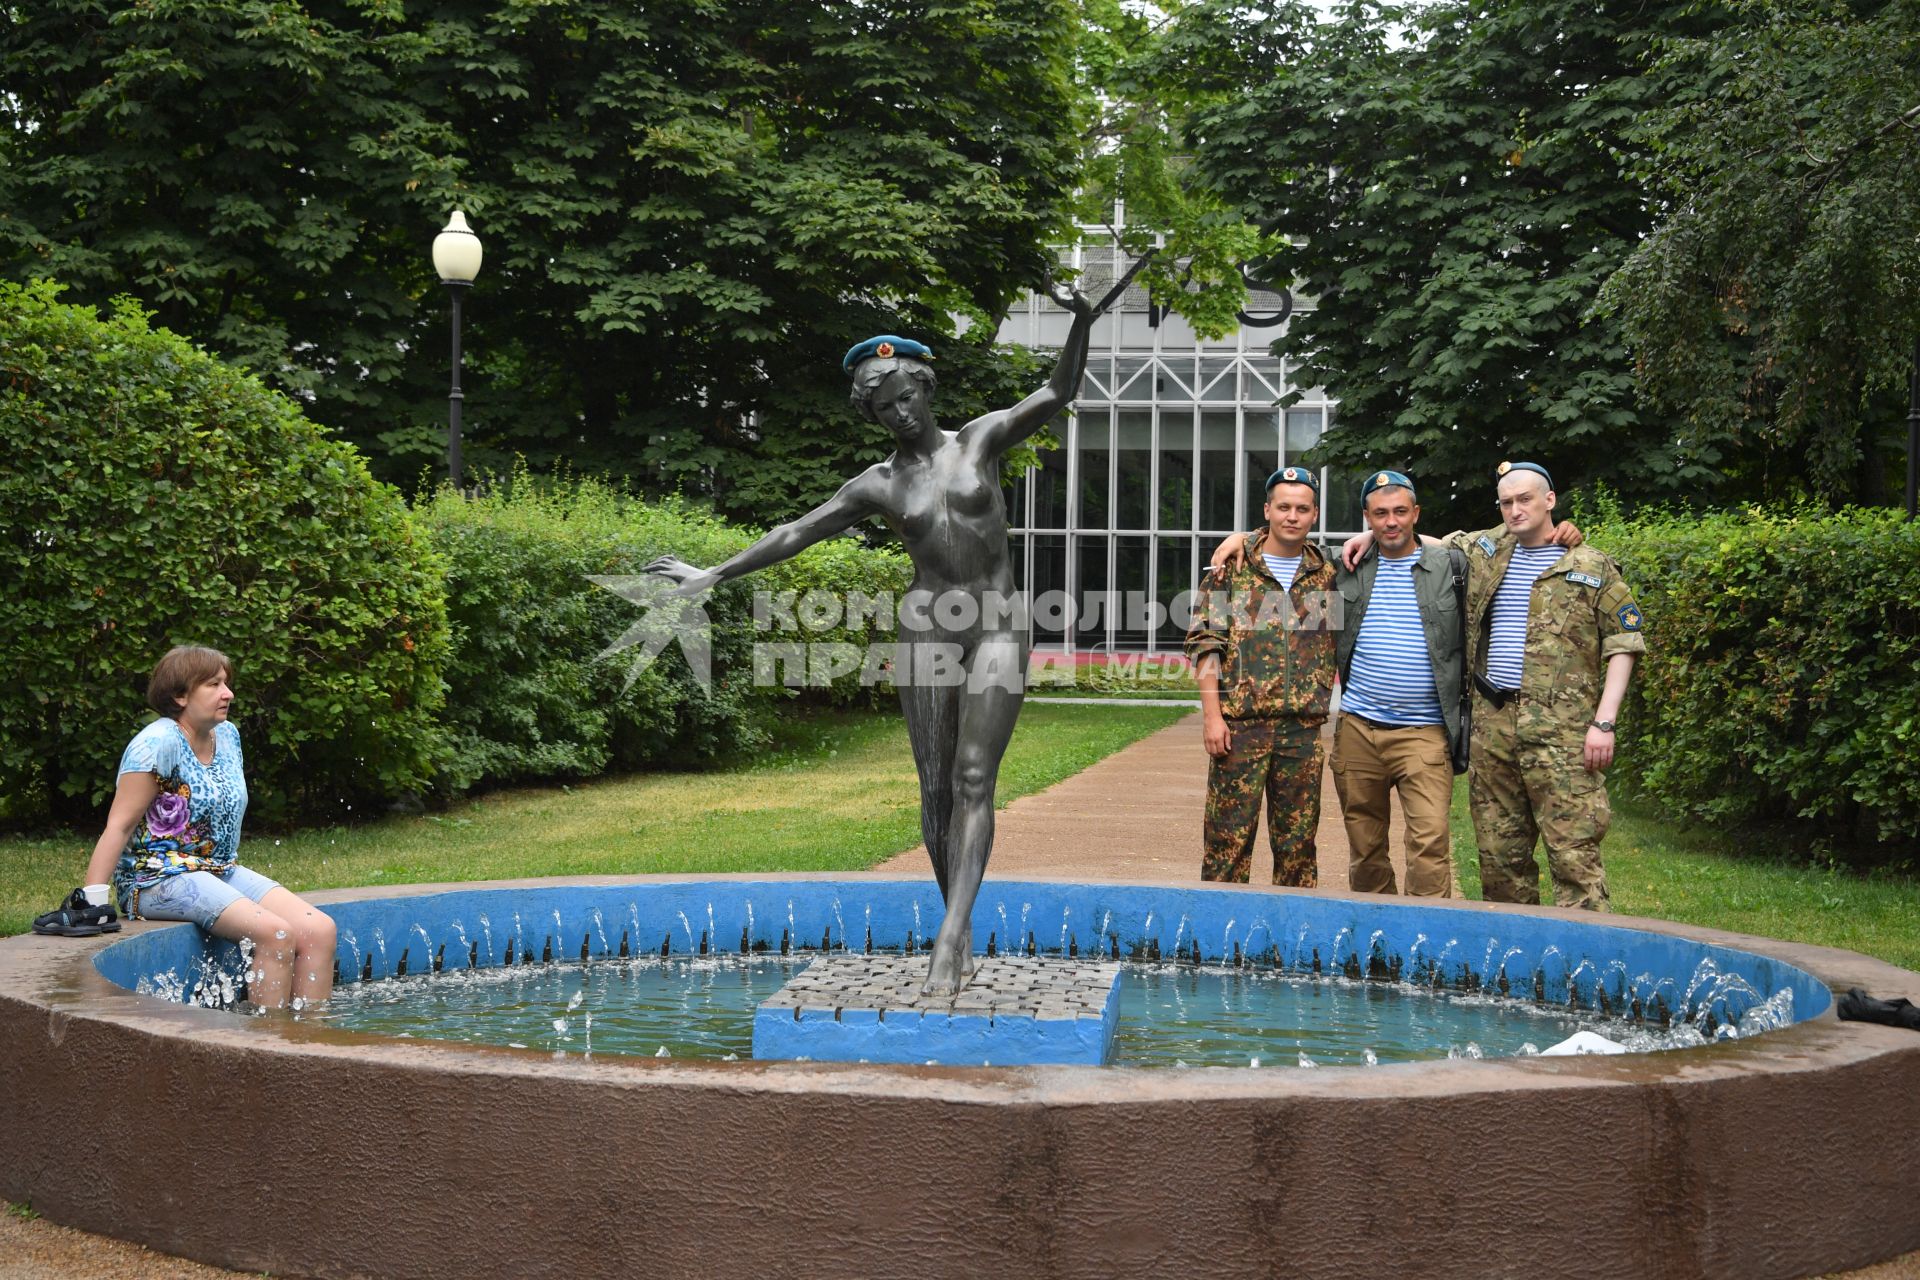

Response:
(1496, 460), (1553, 488)
(1360, 469), (1416, 501)
(1264, 465), (1318, 495)
(842, 335), (934, 375)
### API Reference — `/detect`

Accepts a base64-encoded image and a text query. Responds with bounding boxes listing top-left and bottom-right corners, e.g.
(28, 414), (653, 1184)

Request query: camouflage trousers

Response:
(1203, 717), (1322, 887)
(1468, 695), (1611, 911)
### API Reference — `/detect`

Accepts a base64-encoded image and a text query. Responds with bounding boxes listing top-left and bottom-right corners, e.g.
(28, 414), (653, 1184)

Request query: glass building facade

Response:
(996, 239), (1361, 656)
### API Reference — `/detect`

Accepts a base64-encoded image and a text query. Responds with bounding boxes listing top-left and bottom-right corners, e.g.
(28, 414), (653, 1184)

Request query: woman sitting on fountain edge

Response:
(35, 645), (337, 1011)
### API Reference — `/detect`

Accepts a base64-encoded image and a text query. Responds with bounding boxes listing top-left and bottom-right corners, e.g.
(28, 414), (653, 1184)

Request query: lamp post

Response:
(432, 209), (483, 489)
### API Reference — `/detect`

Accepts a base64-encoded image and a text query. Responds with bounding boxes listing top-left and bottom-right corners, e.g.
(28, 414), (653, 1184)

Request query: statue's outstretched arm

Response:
(960, 253), (1153, 459)
(647, 473), (878, 594)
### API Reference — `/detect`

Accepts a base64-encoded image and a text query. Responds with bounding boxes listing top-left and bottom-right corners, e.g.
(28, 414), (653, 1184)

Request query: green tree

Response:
(1176, 0), (1707, 527)
(1597, 0), (1920, 504)
(0, 0), (1085, 522)
(1069, 1), (1279, 337)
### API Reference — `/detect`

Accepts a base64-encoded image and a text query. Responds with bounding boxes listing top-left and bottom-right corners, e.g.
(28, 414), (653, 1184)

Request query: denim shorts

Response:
(130, 864), (282, 929)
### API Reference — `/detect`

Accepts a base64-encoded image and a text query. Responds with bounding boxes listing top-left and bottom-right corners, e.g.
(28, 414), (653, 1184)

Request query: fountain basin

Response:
(4, 873), (1918, 1279)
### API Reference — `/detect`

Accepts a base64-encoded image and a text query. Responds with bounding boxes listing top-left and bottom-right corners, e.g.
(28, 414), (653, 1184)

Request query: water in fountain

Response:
(306, 949), (1735, 1069)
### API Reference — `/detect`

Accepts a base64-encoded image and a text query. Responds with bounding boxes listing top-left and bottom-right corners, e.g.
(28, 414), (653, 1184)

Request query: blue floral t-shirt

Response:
(112, 718), (249, 895)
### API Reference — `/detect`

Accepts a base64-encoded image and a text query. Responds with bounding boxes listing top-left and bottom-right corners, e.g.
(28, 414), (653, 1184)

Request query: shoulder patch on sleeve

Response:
(1566, 570), (1603, 588)
(1475, 534), (1497, 558)
(1616, 602), (1644, 631)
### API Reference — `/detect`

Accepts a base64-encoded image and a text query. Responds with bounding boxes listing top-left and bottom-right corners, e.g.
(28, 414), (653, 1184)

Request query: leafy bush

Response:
(0, 280), (449, 825)
(413, 472), (910, 794)
(1587, 504), (1920, 862)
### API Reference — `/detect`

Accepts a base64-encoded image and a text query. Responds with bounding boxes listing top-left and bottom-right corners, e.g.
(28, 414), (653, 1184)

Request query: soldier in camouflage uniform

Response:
(1185, 467), (1338, 886)
(1449, 461), (1645, 910)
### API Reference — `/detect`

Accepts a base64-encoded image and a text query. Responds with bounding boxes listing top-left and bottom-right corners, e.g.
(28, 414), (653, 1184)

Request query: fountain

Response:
(4, 873), (1919, 1278)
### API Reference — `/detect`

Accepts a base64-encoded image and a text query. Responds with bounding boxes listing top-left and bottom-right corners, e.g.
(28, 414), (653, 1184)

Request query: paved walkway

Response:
(877, 711), (1413, 890)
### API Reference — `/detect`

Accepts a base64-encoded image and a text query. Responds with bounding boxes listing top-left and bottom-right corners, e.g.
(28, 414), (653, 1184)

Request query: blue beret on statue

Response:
(1359, 469), (1416, 501)
(842, 335), (935, 375)
(1496, 460), (1554, 488)
(1264, 465), (1319, 495)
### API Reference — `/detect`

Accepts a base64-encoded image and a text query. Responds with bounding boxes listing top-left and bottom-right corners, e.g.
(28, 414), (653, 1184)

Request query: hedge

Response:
(0, 276), (917, 827)
(413, 473), (911, 795)
(1589, 504), (1920, 862)
(0, 280), (450, 826)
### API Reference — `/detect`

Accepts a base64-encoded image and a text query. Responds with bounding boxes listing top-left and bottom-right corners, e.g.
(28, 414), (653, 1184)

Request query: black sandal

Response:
(32, 888), (121, 937)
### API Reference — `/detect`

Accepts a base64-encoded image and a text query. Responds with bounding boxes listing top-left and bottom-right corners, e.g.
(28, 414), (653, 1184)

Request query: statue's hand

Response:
(1044, 274), (1099, 320)
(645, 556), (721, 597)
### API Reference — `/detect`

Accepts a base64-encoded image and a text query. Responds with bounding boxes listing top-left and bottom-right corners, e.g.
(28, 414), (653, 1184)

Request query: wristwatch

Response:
(1590, 719), (1615, 733)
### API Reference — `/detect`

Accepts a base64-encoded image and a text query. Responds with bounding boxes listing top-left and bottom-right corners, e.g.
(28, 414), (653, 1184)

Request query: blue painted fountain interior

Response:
(93, 879), (1833, 1032)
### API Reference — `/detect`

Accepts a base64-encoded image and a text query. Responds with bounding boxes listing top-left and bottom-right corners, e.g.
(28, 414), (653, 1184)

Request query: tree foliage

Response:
(1175, 0), (1719, 527)
(1597, 0), (1920, 503)
(1070, 1), (1279, 337)
(0, 0), (1085, 523)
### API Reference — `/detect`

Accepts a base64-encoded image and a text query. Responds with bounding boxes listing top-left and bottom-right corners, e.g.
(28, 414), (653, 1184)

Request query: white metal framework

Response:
(996, 240), (1362, 655)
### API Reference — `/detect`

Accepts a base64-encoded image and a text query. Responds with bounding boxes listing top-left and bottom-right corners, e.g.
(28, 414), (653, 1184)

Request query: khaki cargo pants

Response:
(1330, 715), (1457, 898)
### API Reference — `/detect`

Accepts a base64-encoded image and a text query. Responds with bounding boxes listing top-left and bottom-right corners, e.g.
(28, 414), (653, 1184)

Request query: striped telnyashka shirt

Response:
(1486, 544), (1568, 690)
(1340, 552), (1443, 726)
(1261, 553), (1302, 591)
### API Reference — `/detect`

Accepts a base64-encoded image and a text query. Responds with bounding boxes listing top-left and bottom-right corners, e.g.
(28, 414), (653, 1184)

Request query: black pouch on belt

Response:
(1471, 672), (1509, 709)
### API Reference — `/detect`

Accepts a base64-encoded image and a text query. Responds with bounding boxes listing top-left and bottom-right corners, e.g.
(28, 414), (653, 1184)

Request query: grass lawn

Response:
(1447, 780), (1920, 972)
(7, 701), (1915, 974)
(0, 702), (1187, 938)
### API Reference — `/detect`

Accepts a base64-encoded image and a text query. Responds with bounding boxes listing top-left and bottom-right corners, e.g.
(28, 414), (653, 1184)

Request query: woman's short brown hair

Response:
(147, 645), (232, 717)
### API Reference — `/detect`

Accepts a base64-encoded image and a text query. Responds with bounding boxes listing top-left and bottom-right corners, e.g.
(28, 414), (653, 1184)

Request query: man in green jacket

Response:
(1185, 466), (1337, 886)
(1320, 471), (1469, 897)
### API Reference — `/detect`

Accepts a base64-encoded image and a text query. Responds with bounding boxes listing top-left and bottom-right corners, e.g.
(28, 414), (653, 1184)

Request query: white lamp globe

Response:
(432, 209), (483, 283)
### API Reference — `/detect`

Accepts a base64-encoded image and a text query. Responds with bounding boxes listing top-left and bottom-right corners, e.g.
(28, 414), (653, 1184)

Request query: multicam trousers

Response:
(1202, 717), (1322, 887)
(1469, 695), (1612, 911)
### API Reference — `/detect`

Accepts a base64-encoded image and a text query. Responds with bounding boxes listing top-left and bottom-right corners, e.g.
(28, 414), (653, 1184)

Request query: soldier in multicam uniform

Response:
(1184, 466), (1338, 886)
(1446, 461), (1644, 909)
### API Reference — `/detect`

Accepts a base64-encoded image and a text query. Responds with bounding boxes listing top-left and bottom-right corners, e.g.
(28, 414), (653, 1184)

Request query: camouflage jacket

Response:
(1184, 533), (1338, 723)
(1449, 525), (1648, 740)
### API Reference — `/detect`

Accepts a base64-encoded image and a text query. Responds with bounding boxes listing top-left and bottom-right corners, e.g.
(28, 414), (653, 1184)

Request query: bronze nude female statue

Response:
(649, 274), (1135, 994)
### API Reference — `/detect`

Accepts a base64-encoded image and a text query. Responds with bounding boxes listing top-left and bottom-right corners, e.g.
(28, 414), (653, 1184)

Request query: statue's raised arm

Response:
(960, 256), (1152, 460)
